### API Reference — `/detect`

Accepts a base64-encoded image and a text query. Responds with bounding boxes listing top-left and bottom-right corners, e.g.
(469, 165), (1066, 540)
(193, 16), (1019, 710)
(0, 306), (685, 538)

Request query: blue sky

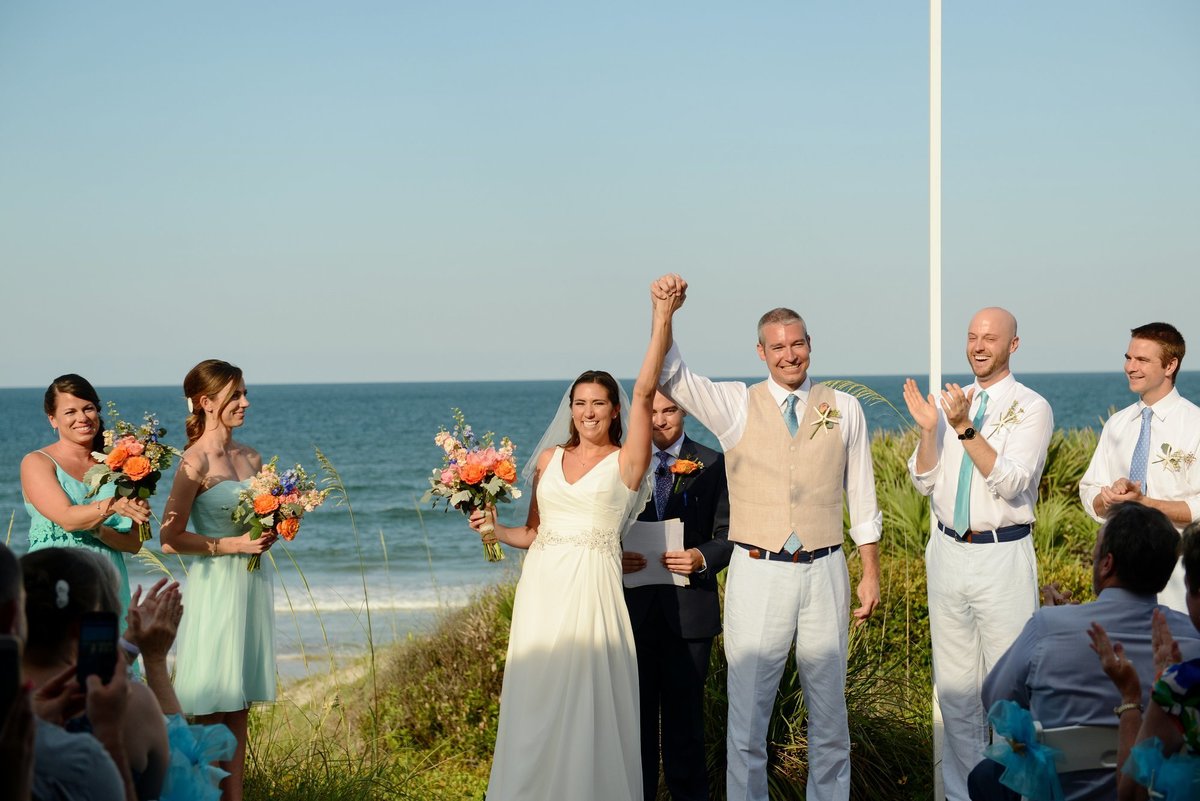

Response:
(1, 2), (1196, 388)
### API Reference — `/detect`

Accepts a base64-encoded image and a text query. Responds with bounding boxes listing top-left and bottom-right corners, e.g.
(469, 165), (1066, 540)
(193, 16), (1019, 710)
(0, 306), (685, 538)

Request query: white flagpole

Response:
(929, 1), (945, 798)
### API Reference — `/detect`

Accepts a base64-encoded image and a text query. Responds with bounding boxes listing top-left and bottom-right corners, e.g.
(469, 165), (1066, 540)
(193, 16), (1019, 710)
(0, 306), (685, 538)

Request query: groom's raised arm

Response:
(650, 275), (748, 451)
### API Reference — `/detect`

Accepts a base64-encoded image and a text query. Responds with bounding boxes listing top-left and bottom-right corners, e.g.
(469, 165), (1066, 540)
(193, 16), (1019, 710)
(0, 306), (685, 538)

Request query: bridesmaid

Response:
(159, 359), (277, 801)
(20, 374), (150, 624)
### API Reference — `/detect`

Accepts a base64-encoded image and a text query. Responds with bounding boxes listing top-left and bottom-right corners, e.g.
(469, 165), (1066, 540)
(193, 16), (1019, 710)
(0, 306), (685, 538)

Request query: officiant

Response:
(622, 389), (731, 801)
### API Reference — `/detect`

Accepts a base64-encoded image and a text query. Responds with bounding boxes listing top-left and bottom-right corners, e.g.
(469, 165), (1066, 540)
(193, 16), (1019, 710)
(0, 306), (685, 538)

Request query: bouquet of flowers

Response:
(231, 458), (330, 571)
(83, 404), (181, 541)
(421, 408), (521, 562)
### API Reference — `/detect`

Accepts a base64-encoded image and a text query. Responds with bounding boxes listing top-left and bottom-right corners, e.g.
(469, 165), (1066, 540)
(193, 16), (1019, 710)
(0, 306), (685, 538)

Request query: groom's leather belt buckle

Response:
(937, 521), (1031, 544)
(742, 543), (841, 563)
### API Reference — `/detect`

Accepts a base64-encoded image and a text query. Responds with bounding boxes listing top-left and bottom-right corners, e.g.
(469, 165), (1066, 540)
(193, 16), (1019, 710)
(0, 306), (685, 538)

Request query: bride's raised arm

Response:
(620, 274), (686, 490)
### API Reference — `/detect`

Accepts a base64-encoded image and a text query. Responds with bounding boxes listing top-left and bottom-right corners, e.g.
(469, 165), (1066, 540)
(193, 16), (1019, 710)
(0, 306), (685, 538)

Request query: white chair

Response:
(1036, 722), (1119, 773)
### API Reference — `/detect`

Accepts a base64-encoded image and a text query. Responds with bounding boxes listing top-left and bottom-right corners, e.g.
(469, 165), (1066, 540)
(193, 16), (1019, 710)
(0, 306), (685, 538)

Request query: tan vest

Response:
(725, 382), (847, 552)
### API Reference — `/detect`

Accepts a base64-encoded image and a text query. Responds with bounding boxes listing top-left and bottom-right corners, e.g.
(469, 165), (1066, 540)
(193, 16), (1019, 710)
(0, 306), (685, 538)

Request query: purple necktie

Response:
(654, 451), (672, 520)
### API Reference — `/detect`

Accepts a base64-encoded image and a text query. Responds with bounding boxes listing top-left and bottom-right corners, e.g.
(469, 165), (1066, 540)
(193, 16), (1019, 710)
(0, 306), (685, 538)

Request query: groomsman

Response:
(650, 274), (881, 801)
(902, 307), (1053, 801)
(1080, 322), (1200, 612)
(622, 390), (731, 801)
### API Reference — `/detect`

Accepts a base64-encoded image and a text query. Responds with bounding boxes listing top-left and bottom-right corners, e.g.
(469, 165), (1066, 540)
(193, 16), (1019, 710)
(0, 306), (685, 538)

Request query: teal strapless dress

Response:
(173, 479), (276, 715)
(25, 453), (133, 626)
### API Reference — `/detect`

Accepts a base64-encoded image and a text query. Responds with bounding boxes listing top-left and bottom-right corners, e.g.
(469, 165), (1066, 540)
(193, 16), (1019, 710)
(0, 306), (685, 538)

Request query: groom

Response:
(649, 273), (881, 801)
(623, 390), (731, 801)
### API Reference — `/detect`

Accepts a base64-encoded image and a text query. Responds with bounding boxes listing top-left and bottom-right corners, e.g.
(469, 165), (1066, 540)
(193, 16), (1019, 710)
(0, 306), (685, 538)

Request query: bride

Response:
(470, 283), (683, 801)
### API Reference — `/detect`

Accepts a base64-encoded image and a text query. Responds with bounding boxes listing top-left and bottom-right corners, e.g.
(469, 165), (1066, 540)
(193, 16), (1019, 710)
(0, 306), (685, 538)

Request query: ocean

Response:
(2, 372), (1197, 680)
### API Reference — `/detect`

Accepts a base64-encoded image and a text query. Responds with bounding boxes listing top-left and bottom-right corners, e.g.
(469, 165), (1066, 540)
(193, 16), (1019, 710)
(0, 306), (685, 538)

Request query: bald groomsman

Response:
(1080, 322), (1200, 612)
(902, 307), (1053, 801)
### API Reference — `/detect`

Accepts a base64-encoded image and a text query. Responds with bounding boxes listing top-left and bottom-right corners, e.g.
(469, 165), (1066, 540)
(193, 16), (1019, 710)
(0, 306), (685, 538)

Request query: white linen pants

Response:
(724, 545), (851, 801)
(926, 530), (1038, 801)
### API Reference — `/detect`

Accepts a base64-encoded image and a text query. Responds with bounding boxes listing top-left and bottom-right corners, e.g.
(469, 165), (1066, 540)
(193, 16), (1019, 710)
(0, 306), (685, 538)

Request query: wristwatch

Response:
(957, 427), (976, 441)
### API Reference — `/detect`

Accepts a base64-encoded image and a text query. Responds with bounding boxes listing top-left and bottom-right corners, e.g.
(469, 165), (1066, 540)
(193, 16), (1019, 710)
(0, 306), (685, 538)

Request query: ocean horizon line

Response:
(0, 370), (1140, 392)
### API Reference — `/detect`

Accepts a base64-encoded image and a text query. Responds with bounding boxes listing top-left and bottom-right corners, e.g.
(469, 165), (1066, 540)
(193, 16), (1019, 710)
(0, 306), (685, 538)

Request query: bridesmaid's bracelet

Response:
(206, 538), (220, 557)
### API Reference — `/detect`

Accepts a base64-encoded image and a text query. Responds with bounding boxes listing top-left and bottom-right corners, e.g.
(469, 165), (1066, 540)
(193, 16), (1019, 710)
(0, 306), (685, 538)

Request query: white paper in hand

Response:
(622, 519), (689, 588)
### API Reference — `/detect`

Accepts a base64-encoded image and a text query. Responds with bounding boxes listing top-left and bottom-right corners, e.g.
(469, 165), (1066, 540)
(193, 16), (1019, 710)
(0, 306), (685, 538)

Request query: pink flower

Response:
(467, 448), (500, 470)
(440, 468), (458, 486)
(117, 436), (145, 456)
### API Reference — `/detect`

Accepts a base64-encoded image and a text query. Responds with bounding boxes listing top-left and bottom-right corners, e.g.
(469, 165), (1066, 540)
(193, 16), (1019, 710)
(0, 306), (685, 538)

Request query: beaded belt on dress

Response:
(530, 527), (620, 553)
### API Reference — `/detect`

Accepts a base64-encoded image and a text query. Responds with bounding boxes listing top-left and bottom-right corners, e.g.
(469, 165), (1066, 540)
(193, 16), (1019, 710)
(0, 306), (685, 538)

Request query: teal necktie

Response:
(1129, 407), (1153, 493)
(783, 394), (804, 552)
(783, 394), (799, 437)
(953, 390), (989, 534)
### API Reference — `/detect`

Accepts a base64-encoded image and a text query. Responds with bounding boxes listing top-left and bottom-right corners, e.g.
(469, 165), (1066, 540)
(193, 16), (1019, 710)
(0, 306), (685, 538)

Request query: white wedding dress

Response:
(487, 447), (643, 801)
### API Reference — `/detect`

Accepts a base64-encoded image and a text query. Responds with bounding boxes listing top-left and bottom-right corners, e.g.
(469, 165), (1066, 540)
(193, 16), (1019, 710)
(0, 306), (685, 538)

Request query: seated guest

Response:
(21, 547), (169, 800)
(2, 542), (128, 801)
(0, 543), (35, 801)
(970, 502), (1200, 801)
(1092, 522), (1200, 800)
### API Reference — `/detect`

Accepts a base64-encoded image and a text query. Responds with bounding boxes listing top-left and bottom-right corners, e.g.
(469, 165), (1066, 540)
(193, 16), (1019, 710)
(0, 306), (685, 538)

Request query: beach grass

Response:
(244, 427), (1101, 800)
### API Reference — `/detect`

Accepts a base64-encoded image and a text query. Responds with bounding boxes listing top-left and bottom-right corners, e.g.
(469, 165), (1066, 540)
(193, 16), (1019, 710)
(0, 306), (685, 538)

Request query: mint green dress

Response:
(25, 451), (133, 625)
(173, 479), (276, 715)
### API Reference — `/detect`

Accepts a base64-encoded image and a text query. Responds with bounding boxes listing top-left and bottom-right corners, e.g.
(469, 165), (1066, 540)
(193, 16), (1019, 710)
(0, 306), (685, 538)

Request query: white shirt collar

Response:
(656, 435), (685, 460)
(766, 376), (813, 408)
(1138, 386), (1182, 422)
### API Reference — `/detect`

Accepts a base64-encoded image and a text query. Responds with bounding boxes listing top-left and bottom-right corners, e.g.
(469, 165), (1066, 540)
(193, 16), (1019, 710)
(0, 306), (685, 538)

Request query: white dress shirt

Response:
(1080, 387), (1200, 527)
(659, 343), (881, 547)
(908, 373), (1054, 531)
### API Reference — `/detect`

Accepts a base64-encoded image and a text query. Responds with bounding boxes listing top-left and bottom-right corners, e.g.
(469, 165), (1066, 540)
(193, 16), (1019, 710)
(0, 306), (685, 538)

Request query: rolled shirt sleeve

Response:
(840, 393), (883, 546)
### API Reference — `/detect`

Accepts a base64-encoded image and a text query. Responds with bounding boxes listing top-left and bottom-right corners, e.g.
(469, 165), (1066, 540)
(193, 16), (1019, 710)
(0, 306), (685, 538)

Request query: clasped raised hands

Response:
(650, 274), (687, 315)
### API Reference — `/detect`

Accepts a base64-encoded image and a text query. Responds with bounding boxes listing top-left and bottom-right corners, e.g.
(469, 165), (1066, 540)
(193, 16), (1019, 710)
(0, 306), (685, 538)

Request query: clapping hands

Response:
(1087, 620), (1142, 702)
(125, 579), (183, 662)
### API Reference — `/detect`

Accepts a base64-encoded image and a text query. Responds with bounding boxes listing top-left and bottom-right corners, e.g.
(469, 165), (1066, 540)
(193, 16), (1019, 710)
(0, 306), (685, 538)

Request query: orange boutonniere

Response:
(669, 456), (704, 493)
(809, 402), (841, 439)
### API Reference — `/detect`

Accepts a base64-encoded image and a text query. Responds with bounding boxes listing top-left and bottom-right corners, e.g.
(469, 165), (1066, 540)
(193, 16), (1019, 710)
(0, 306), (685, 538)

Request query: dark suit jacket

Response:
(624, 436), (731, 640)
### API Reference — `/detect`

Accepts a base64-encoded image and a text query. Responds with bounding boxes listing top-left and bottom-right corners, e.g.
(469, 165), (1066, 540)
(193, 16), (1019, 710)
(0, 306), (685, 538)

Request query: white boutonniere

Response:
(1153, 443), (1196, 474)
(809, 402), (842, 439)
(989, 400), (1025, 434)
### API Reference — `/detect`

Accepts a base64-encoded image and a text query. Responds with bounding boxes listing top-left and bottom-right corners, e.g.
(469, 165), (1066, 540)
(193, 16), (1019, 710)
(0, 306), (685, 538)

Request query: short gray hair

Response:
(757, 307), (807, 344)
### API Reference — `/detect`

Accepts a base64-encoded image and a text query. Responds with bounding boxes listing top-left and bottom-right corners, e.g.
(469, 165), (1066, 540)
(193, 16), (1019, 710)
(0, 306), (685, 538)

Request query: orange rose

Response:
(459, 463), (487, 485)
(253, 494), (281, 514)
(670, 458), (702, 475)
(105, 445), (131, 470)
(123, 456), (152, 481)
(276, 517), (301, 541)
(494, 460), (517, 483)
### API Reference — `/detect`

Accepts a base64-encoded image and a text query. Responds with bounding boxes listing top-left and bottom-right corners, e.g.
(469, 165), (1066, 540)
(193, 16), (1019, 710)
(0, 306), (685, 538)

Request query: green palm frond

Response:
(821, 379), (913, 430)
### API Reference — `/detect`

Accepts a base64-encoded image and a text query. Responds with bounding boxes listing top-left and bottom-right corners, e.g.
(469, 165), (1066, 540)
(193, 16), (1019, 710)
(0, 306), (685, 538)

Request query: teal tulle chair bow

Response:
(1124, 737), (1200, 800)
(162, 714), (237, 801)
(984, 700), (1065, 801)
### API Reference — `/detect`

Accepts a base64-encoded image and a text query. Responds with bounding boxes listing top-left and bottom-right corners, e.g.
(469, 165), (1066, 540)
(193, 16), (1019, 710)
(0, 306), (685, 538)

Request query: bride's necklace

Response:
(569, 447), (612, 468)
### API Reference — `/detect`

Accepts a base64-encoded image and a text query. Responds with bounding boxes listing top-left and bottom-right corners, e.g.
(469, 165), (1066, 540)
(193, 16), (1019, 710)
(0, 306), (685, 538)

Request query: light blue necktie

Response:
(1129, 407), (1153, 493)
(783, 394), (803, 552)
(783, 394), (799, 437)
(653, 450), (673, 520)
(953, 390), (990, 534)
